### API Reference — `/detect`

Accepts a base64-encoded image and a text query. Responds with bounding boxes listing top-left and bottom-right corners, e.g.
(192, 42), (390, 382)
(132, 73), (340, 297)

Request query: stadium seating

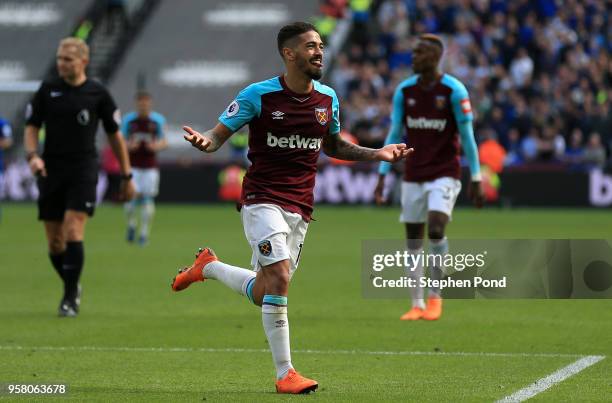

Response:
(0, 0), (94, 123)
(108, 0), (320, 161)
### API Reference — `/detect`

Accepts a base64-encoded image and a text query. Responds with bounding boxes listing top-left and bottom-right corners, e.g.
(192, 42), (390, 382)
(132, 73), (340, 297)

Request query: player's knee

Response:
(263, 261), (290, 294)
(65, 227), (84, 242)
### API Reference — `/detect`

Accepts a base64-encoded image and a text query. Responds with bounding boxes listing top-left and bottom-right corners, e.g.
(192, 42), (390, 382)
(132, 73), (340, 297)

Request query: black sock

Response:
(63, 241), (84, 300)
(49, 252), (66, 281)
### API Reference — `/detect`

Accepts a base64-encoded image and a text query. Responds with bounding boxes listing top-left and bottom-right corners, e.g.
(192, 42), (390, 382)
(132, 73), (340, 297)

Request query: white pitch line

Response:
(497, 355), (606, 402)
(0, 345), (593, 359)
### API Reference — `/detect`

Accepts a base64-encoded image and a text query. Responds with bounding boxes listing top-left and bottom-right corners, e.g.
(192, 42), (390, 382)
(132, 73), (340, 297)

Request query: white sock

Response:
(406, 247), (425, 309)
(429, 238), (449, 297)
(124, 200), (137, 229)
(139, 199), (155, 239)
(262, 295), (293, 379)
(204, 261), (256, 298)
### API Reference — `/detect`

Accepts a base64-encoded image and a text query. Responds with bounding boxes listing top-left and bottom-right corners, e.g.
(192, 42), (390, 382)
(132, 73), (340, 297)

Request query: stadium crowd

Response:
(329, 0), (612, 172)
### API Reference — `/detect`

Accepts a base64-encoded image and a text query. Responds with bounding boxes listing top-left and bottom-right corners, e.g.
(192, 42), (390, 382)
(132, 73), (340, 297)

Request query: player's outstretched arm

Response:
(322, 134), (413, 162)
(183, 123), (233, 153)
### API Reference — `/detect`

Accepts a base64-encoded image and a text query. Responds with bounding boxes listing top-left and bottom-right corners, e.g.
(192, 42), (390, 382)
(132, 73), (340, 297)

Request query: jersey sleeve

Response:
(99, 88), (120, 133)
(218, 84), (260, 132)
(152, 113), (166, 139)
(25, 82), (46, 127)
(378, 85), (405, 175)
(450, 81), (473, 124)
(120, 113), (132, 139)
(329, 89), (340, 135)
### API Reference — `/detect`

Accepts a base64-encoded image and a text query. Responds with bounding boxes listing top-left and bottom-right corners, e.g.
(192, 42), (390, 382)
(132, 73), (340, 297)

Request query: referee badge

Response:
(258, 240), (272, 256)
(77, 109), (90, 125)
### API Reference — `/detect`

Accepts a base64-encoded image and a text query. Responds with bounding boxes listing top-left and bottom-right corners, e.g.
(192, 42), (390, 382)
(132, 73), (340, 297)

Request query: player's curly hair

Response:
(277, 22), (319, 57)
(419, 33), (445, 52)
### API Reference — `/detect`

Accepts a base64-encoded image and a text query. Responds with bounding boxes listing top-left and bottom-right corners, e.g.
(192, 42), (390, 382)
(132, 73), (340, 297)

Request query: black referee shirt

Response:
(26, 77), (120, 165)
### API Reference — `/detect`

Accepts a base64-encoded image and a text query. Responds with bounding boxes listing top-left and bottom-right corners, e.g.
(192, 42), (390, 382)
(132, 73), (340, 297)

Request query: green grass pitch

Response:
(0, 204), (610, 402)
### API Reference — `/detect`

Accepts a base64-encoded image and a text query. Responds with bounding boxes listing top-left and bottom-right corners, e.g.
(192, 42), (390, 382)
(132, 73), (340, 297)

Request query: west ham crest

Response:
(315, 107), (328, 125)
(435, 96), (446, 110)
(258, 240), (272, 256)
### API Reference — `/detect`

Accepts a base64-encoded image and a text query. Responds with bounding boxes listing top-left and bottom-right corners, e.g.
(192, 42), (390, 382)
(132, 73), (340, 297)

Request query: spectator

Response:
(331, 0), (610, 172)
(478, 128), (507, 173)
(537, 126), (565, 161)
(564, 128), (585, 168)
(582, 132), (607, 169)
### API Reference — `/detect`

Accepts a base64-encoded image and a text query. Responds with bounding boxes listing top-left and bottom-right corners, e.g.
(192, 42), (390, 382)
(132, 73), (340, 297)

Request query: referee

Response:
(24, 37), (135, 317)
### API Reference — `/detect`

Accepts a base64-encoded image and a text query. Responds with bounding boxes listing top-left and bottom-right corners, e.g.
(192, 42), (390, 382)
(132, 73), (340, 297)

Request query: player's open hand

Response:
(468, 180), (485, 208)
(375, 144), (413, 162)
(28, 155), (47, 178)
(183, 126), (212, 152)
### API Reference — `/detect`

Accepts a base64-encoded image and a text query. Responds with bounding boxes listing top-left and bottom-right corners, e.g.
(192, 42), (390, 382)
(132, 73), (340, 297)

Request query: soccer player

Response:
(0, 115), (12, 205)
(122, 91), (168, 246)
(24, 37), (135, 317)
(374, 34), (484, 321)
(171, 22), (412, 394)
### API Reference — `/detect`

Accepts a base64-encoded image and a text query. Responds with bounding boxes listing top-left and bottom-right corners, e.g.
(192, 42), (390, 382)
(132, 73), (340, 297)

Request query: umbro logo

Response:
(271, 110), (284, 120)
(85, 201), (95, 208)
(407, 98), (416, 106)
(50, 91), (62, 98)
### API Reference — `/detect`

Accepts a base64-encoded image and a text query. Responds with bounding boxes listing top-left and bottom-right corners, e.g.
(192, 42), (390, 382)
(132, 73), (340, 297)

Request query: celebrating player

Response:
(122, 91), (168, 246)
(24, 37), (135, 317)
(374, 34), (484, 321)
(171, 22), (412, 394)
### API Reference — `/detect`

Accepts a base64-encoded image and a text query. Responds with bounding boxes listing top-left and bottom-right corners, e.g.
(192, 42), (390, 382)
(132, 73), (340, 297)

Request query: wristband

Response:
(471, 173), (482, 182)
(120, 173), (133, 181)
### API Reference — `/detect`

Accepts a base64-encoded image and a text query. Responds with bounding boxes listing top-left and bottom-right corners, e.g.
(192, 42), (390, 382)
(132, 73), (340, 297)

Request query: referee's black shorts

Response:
(37, 164), (98, 221)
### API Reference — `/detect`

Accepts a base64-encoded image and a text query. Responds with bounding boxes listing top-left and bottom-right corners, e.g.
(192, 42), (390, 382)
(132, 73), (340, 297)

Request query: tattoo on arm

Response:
(322, 134), (378, 161)
(202, 123), (234, 153)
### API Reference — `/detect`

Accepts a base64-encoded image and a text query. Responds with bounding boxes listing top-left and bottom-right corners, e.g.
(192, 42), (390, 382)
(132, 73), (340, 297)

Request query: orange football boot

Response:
(171, 247), (218, 291)
(400, 307), (424, 321)
(275, 369), (318, 394)
(422, 296), (443, 320)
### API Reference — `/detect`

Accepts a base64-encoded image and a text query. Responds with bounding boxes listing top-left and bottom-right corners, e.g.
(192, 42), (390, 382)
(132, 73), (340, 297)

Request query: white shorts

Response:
(400, 177), (462, 223)
(133, 168), (160, 197)
(240, 203), (308, 278)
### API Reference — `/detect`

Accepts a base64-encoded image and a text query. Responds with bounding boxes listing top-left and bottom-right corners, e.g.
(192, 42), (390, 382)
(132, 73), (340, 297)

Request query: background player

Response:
(374, 34), (484, 321)
(0, 115), (12, 219)
(170, 22), (412, 394)
(122, 91), (168, 246)
(24, 37), (135, 317)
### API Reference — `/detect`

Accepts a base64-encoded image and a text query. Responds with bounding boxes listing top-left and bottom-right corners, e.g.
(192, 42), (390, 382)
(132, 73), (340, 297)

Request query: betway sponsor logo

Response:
(590, 170), (612, 206)
(406, 116), (447, 132)
(267, 132), (322, 150)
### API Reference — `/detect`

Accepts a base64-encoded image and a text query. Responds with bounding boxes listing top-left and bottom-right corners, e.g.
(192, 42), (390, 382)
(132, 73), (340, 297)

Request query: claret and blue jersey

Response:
(218, 76), (340, 221)
(379, 74), (480, 182)
(121, 111), (166, 168)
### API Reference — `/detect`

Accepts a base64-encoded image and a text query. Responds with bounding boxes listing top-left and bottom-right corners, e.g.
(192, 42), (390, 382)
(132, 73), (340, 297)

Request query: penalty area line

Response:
(497, 355), (605, 403)
(0, 345), (595, 359)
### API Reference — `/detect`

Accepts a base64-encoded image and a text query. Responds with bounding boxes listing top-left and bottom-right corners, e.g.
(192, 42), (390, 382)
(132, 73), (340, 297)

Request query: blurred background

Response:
(0, 0), (610, 208)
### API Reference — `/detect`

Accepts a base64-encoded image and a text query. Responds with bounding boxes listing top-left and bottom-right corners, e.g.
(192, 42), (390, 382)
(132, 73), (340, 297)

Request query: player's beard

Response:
(297, 56), (323, 80)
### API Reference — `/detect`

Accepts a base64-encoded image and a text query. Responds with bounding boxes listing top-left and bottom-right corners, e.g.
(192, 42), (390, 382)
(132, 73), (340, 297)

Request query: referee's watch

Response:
(120, 172), (133, 181)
